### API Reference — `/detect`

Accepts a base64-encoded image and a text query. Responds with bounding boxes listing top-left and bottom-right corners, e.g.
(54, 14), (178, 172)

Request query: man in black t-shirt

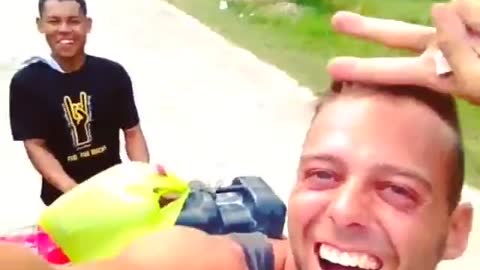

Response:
(9, 0), (150, 205)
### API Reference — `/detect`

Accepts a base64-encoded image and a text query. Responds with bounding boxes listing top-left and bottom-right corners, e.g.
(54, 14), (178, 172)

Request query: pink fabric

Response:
(0, 226), (70, 265)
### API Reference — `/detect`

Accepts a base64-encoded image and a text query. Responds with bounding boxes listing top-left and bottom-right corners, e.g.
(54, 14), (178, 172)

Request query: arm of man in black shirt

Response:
(9, 75), (77, 192)
(116, 66), (149, 162)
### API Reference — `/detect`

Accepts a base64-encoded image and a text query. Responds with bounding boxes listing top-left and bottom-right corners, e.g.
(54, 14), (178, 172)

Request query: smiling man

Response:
(9, 0), (149, 206)
(1, 82), (473, 269)
(75, 82), (472, 270)
(286, 81), (473, 270)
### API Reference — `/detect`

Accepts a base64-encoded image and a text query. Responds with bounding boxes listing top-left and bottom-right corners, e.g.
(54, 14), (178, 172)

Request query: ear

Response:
(36, 17), (44, 33)
(86, 17), (93, 33)
(442, 202), (474, 260)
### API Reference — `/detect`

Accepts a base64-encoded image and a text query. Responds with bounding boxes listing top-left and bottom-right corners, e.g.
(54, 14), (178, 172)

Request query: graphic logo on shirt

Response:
(63, 91), (92, 149)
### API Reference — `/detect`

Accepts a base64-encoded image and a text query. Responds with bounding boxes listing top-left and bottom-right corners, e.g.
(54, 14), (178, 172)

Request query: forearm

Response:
(24, 140), (77, 192)
(68, 231), (247, 270)
(71, 239), (279, 270)
(15, 229), (290, 270)
(124, 126), (149, 162)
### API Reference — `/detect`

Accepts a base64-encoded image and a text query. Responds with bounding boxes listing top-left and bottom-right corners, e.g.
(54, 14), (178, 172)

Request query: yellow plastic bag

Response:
(38, 162), (190, 264)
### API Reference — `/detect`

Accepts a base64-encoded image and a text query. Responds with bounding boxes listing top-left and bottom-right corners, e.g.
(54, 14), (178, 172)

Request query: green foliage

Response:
(168, 0), (480, 188)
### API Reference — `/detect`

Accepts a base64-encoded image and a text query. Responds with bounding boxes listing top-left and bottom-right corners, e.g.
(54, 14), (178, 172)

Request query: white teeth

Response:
(59, 40), (73, 44)
(318, 244), (380, 270)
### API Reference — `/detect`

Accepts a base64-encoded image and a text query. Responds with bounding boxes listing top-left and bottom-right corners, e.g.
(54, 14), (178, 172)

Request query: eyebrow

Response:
(300, 153), (346, 168)
(374, 163), (432, 192)
(45, 15), (81, 19)
(300, 154), (432, 191)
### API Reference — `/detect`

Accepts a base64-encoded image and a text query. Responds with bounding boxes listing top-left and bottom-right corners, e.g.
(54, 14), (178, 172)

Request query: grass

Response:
(167, 0), (480, 188)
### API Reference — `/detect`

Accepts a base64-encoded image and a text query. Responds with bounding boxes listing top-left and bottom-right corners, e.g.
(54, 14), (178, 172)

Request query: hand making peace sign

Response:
(327, 0), (480, 105)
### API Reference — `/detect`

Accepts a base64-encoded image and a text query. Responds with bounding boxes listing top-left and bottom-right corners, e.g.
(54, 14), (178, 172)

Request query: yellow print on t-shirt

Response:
(67, 145), (107, 162)
(63, 91), (93, 149)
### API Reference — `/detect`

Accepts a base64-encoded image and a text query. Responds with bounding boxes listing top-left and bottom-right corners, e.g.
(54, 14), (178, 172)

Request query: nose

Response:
(326, 177), (372, 231)
(58, 22), (72, 33)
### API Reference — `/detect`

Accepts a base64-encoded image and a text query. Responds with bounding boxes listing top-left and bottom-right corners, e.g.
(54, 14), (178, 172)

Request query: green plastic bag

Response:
(38, 162), (190, 264)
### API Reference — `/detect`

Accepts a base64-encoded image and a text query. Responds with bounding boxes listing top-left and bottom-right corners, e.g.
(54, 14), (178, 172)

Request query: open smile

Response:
(58, 39), (74, 45)
(315, 243), (383, 270)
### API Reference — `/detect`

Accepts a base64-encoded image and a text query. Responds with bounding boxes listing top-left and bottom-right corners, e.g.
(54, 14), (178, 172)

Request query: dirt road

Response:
(0, 0), (477, 268)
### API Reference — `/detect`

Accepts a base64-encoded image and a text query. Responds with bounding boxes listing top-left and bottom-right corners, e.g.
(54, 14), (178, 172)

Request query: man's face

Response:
(37, 0), (91, 59)
(288, 90), (471, 270)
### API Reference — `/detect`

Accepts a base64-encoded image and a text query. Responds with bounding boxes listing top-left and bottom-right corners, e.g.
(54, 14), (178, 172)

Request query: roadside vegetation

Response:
(167, 0), (480, 188)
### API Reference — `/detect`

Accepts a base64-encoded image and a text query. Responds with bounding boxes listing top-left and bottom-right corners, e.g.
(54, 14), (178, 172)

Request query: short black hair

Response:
(38, 0), (87, 16)
(313, 81), (464, 212)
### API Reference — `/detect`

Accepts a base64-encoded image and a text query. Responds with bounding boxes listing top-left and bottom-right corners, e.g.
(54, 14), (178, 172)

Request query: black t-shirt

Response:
(9, 55), (140, 205)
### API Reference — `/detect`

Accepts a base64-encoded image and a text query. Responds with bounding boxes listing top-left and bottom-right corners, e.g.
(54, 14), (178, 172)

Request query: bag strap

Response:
(229, 232), (274, 270)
